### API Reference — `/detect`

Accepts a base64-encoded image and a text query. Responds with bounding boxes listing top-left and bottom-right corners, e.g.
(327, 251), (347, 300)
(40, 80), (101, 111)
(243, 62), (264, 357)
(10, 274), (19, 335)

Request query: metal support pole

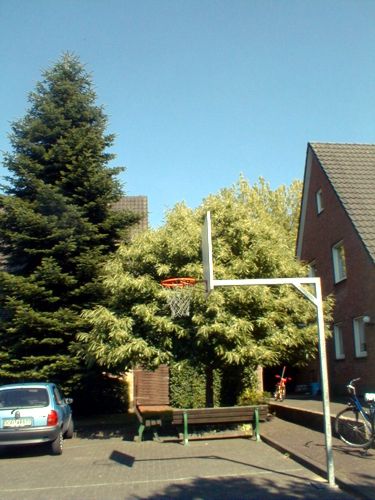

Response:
(183, 411), (189, 446)
(254, 408), (260, 442)
(315, 279), (336, 487)
(201, 220), (336, 486)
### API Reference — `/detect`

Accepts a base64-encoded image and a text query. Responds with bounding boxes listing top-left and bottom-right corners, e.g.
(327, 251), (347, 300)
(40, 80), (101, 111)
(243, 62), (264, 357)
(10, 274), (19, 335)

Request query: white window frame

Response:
(333, 324), (345, 360)
(353, 317), (367, 358)
(316, 189), (324, 214)
(332, 241), (347, 283)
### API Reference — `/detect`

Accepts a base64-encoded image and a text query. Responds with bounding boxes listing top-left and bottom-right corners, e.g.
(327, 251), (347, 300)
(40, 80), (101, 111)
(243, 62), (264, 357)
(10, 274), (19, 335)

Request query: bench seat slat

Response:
(138, 405), (172, 414)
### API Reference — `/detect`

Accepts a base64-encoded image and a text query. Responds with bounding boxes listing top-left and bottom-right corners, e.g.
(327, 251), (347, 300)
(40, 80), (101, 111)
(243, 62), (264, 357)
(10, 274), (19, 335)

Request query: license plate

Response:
(3, 418), (33, 428)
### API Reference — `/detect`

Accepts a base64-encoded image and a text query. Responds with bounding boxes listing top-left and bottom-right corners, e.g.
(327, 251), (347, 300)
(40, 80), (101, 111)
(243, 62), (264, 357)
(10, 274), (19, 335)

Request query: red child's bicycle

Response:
(274, 367), (292, 401)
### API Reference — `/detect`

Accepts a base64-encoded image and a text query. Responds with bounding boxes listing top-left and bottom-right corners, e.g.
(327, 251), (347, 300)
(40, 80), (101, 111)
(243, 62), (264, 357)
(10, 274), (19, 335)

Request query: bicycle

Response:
(334, 378), (375, 449)
(274, 367), (291, 402)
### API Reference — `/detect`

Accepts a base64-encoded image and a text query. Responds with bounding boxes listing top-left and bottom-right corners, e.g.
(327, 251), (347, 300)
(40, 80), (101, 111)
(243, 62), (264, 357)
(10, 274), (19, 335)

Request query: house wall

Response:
(300, 152), (375, 394)
(112, 196), (148, 240)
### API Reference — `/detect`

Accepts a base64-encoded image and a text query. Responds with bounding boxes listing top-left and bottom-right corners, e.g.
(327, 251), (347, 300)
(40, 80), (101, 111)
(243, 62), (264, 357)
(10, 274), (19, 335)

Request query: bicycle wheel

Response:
(335, 407), (374, 448)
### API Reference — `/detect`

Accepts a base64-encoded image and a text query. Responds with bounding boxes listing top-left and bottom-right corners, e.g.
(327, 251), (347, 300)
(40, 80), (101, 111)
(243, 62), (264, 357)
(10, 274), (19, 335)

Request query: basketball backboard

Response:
(201, 211), (214, 293)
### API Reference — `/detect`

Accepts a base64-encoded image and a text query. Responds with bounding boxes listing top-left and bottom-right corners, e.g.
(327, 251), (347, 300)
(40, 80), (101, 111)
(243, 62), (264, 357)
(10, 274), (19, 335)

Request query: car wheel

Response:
(50, 431), (63, 455)
(64, 418), (74, 439)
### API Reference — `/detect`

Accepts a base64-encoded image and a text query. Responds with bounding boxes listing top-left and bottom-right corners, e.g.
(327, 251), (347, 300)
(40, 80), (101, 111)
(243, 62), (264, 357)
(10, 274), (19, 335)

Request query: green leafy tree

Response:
(79, 178), (331, 406)
(0, 54), (137, 394)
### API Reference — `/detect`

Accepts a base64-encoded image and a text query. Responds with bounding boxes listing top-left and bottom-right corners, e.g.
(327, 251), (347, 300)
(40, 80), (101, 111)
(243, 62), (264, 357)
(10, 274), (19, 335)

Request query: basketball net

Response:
(161, 278), (196, 318)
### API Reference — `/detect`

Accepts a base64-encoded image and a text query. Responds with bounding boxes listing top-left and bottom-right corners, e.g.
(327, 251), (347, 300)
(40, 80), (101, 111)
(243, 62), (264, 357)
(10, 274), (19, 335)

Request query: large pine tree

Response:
(0, 54), (136, 394)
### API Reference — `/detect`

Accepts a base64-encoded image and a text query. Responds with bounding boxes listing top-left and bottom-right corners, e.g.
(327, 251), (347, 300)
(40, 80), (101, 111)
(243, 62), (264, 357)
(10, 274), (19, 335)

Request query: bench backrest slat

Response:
(171, 405), (268, 425)
(134, 365), (170, 407)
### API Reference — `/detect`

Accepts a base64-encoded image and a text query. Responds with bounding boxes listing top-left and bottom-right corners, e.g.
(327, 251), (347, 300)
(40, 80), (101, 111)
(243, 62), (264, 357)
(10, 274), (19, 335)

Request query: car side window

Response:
(53, 387), (63, 405)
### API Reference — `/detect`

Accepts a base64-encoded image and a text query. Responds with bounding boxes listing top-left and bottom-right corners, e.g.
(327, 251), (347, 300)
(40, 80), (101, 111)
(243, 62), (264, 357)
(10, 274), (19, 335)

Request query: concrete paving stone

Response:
(264, 397), (375, 500)
(0, 436), (356, 500)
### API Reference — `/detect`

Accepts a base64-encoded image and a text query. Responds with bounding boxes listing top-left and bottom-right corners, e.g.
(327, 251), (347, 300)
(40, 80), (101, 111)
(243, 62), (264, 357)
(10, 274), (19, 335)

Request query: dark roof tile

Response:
(310, 143), (375, 262)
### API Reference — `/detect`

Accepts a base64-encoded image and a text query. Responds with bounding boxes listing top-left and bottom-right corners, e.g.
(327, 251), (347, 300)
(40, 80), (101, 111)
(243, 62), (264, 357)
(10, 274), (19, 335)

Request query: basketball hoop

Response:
(161, 278), (197, 318)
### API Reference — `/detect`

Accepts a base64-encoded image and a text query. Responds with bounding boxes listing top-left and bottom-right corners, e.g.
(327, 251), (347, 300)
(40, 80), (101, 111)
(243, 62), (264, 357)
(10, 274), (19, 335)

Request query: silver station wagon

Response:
(0, 382), (74, 455)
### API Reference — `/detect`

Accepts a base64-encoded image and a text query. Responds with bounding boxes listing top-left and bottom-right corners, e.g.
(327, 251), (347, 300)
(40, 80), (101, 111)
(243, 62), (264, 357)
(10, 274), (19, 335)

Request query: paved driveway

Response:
(0, 436), (356, 500)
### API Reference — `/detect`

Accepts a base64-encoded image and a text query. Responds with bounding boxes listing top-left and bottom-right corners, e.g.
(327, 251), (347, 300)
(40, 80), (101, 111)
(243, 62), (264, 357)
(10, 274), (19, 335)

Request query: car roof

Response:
(0, 382), (55, 390)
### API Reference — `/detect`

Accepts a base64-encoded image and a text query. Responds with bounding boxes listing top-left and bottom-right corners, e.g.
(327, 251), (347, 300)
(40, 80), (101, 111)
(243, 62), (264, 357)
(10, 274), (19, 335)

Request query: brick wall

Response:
(300, 152), (375, 393)
(112, 196), (148, 239)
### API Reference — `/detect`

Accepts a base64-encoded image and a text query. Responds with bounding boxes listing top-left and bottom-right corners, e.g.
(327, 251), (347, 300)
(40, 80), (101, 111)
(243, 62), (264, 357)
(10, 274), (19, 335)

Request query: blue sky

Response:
(1, 0), (375, 227)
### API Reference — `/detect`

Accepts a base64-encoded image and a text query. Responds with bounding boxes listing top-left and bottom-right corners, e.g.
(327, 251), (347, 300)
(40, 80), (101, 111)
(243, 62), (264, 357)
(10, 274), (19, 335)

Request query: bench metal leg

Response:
(153, 429), (161, 442)
(137, 423), (145, 442)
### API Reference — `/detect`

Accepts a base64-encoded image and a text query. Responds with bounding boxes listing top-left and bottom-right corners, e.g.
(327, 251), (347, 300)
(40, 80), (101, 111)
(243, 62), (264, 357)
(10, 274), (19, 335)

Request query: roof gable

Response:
(298, 143), (375, 263)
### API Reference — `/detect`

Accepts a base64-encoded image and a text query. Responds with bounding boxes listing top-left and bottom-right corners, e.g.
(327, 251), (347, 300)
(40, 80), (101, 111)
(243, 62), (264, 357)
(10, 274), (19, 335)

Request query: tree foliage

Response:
(0, 54), (137, 392)
(79, 178), (330, 400)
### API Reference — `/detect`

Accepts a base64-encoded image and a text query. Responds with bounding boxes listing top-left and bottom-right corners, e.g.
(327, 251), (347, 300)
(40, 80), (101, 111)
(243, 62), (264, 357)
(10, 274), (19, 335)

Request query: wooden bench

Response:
(171, 405), (269, 445)
(133, 366), (269, 444)
(133, 365), (172, 442)
(134, 404), (173, 441)
(135, 404), (268, 444)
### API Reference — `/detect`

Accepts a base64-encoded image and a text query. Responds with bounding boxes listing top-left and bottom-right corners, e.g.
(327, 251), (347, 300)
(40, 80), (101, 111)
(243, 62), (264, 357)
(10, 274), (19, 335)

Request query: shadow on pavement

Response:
(75, 413), (138, 440)
(75, 426), (136, 440)
(129, 475), (354, 500)
(0, 442), (61, 459)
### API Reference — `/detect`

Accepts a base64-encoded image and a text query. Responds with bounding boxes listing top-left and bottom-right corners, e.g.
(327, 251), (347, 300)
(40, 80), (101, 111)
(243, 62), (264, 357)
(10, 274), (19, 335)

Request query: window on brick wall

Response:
(333, 324), (345, 360)
(332, 241), (347, 283)
(308, 261), (317, 277)
(353, 317), (367, 358)
(316, 188), (324, 214)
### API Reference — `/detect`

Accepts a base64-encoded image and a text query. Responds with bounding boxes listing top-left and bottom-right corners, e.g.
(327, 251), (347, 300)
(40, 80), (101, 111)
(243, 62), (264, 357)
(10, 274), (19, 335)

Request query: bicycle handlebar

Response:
(349, 378), (361, 385)
(347, 378), (361, 395)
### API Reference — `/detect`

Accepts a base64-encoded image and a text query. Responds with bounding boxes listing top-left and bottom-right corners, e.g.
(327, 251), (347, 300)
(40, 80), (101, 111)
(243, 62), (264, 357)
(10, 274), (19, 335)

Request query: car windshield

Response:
(0, 388), (49, 409)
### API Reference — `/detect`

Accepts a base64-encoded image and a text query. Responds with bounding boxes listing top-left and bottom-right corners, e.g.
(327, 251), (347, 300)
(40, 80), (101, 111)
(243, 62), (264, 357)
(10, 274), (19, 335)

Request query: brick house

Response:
(112, 195), (148, 239)
(296, 143), (375, 394)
